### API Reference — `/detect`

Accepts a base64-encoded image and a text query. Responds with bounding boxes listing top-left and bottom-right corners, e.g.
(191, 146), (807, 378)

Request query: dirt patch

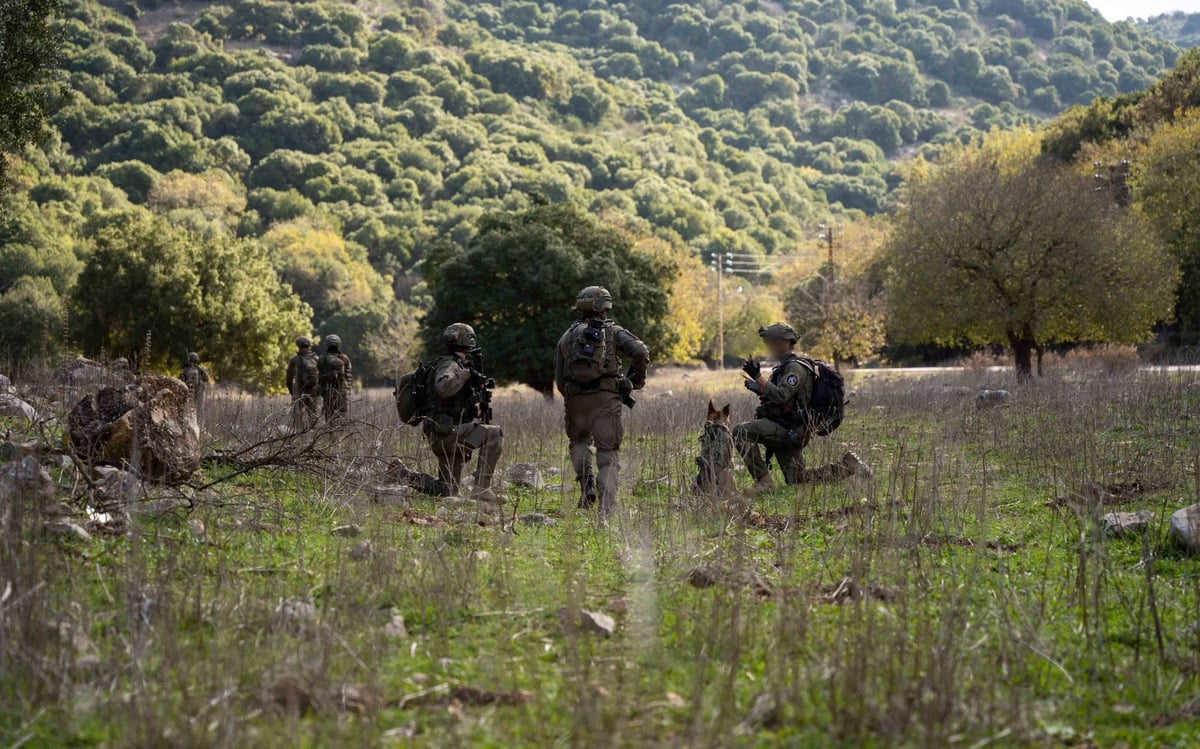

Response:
(814, 577), (899, 605)
(684, 563), (773, 598)
(399, 685), (533, 709)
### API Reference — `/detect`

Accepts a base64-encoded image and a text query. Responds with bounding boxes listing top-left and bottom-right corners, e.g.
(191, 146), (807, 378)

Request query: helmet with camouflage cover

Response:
(187, 352), (200, 364)
(575, 286), (613, 314)
(441, 323), (478, 350)
(758, 322), (799, 343)
(112, 357), (130, 370)
(296, 336), (311, 349)
(324, 334), (342, 349)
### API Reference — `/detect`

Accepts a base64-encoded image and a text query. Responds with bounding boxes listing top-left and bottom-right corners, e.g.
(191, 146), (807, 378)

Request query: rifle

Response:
(468, 349), (496, 424)
(618, 366), (638, 409)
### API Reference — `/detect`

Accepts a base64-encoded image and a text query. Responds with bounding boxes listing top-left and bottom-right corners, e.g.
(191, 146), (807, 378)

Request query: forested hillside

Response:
(0, 0), (1184, 384)
(1140, 12), (1200, 48)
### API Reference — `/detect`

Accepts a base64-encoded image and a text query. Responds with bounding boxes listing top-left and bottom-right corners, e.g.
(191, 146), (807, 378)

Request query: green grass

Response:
(3, 370), (1200, 747)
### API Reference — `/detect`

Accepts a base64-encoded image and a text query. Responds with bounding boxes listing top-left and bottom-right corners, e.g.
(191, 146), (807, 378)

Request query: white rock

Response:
(506, 463), (544, 489)
(349, 539), (374, 561)
(384, 614), (407, 638)
(1103, 511), (1155, 537)
(579, 609), (616, 637)
(44, 520), (92, 541)
(332, 524), (362, 538)
(975, 389), (1011, 410)
(1170, 504), (1200, 553)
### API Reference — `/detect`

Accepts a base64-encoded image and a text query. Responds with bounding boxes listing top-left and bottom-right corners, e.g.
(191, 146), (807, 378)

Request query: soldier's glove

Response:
(743, 379), (764, 396)
(741, 357), (761, 380)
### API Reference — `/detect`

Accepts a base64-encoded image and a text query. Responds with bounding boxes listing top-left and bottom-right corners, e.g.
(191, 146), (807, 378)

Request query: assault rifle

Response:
(468, 349), (496, 424)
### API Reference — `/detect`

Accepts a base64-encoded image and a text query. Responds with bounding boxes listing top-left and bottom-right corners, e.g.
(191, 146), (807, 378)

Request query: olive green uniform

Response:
(319, 350), (351, 421)
(179, 363), (209, 411)
(286, 350), (321, 430)
(554, 319), (648, 512)
(733, 353), (852, 484)
(423, 354), (503, 494)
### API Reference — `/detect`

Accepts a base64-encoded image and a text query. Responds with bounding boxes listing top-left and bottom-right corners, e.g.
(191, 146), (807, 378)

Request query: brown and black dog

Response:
(693, 400), (737, 496)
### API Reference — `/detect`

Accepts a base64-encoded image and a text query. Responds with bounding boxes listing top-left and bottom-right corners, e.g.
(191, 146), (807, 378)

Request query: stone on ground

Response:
(505, 463), (544, 489)
(1103, 510), (1155, 537)
(975, 389), (1011, 410)
(1170, 504), (1200, 553)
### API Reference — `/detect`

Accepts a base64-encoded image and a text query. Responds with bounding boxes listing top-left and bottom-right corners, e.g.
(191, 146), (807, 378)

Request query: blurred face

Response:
(764, 337), (792, 360)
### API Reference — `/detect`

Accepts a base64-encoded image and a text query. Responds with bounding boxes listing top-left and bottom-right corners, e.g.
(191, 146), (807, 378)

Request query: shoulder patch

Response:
(786, 374), (799, 386)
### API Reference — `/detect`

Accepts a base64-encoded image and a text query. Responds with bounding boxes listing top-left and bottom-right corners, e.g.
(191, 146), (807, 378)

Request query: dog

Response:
(693, 400), (737, 496)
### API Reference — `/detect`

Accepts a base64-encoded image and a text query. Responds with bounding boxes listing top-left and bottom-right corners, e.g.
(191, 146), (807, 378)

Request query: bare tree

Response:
(885, 133), (1178, 381)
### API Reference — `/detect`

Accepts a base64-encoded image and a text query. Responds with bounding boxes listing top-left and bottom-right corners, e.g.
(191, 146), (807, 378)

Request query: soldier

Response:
(179, 352), (210, 412)
(286, 336), (321, 430)
(423, 323), (504, 504)
(554, 286), (649, 513)
(733, 323), (871, 496)
(318, 334), (352, 422)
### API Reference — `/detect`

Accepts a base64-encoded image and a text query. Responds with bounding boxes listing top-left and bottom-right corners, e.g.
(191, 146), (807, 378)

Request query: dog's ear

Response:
(721, 403), (731, 419)
(707, 399), (717, 416)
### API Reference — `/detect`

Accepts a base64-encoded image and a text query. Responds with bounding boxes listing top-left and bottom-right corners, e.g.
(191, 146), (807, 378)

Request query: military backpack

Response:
(799, 358), (845, 436)
(296, 351), (320, 391)
(565, 318), (618, 384)
(394, 360), (434, 426)
(319, 352), (345, 387)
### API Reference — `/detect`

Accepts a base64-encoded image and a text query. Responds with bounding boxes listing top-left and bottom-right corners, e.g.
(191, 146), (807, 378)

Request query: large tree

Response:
(885, 130), (1177, 380)
(422, 203), (677, 395)
(0, 0), (63, 184)
(786, 263), (886, 369)
(71, 212), (312, 392)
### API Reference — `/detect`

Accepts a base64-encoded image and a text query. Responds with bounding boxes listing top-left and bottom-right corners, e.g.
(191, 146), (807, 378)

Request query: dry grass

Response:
(1, 363), (1199, 746)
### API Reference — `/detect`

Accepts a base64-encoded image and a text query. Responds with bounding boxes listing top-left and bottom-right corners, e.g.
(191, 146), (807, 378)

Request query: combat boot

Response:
(578, 475), (598, 509)
(840, 452), (874, 479)
(743, 475), (775, 498)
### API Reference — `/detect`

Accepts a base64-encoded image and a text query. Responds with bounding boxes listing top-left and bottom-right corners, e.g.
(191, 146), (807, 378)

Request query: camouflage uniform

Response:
(734, 324), (858, 487)
(179, 352), (209, 412)
(318, 335), (352, 422)
(423, 324), (503, 499)
(554, 286), (649, 513)
(286, 337), (321, 430)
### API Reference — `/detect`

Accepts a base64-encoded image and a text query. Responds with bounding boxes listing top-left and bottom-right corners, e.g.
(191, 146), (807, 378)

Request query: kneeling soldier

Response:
(424, 324), (504, 504)
(734, 323), (871, 496)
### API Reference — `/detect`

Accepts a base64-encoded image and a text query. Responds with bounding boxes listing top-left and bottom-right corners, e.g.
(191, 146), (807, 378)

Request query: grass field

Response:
(2, 365), (1200, 747)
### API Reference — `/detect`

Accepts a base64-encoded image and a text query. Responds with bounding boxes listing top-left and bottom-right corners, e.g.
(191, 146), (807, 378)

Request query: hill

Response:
(0, 0), (1184, 382)
(1139, 11), (1200, 47)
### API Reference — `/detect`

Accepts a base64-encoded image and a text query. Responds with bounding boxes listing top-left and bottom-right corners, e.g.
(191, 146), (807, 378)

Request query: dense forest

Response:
(0, 0), (1189, 385)
(1140, 12), (1200, 48)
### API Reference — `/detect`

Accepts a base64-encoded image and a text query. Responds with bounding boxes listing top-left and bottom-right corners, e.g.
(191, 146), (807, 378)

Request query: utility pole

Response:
(818, 223), (835, 266)
(710, 252), (729, 368)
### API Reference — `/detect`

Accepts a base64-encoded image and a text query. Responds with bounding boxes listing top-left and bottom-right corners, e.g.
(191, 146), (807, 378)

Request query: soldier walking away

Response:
(423, 324), (504, 504)
(179, 352), (209, 413)
(554, 286), (649, 514)
(733, 323), (872, 497)
(319, 334), (352, 422)
(286, 336), (321, 431)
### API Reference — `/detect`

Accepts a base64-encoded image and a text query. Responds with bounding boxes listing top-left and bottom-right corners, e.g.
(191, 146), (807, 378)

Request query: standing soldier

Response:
(554, 286), (648, 514)
(424, 323), (504, 504)
(733, 323), (871, 496)
(318, 334), (351, 422)
(179, 352), (209, 413)
(286, 336), (321, 430)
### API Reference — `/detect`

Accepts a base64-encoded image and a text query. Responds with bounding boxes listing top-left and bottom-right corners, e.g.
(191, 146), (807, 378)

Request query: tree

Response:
(786, 264), (886, 369)
(885, 130), (1177, 380)
(71, 212), (312, 392)
(1133, 109), (1200, 343)
(0, 275), (66, 368)
(422, 203), (676, 395)
(0, 0), (63, 185)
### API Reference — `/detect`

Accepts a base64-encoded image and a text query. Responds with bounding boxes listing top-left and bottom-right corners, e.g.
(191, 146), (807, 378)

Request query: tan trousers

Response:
(564, 391), (625, 512)
(424, 421), (504, 493)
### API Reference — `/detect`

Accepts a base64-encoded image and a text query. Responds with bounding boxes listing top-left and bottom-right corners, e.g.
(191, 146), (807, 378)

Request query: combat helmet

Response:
(441, 323), (478, 350)
(187, 352), (200, 364)
(575, 286), (613, 313)
(758, 322), (799, 343)
(324, 334), (342, 349)
(296, 336), (312, 349)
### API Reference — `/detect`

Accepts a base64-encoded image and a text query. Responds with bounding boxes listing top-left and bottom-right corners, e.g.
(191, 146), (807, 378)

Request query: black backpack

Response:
(296, 352), (320, 390)
(800, 358), (845, 436)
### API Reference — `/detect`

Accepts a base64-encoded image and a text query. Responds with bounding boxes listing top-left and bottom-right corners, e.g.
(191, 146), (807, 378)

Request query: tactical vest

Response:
(426, 355), (479, 422)
(181, 365), (203, 392)
(564, 318), (620, 386)
(319, 352), (346, 389)
(756, 353), (810, 423)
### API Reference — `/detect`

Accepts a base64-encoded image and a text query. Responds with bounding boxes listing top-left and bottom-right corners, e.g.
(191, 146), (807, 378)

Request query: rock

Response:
(0, 455), (55, 507)
(0, 392), (38, 421)
(331, 524), (362, 538)
(274, 598), (318, 634)
(188, 518), (207, 540)
(349, 539), (374, 561)
(545, 467), (562, 477)
(506, 463), (544, 490)
(44, 520), (92, 541)
(579, 609), (616, 637)
(1103, 511), (1155, 537)
(370, 485), (412, 506)
(68, 376), (200, 483)
(519, 512), (557, 527)
(975, 389), (1011, 410)
(92, 466), (143, 508)
(1170, 504), (1200, 553)
(472, 550), (490, 561)
(384, 614), (408, 638)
